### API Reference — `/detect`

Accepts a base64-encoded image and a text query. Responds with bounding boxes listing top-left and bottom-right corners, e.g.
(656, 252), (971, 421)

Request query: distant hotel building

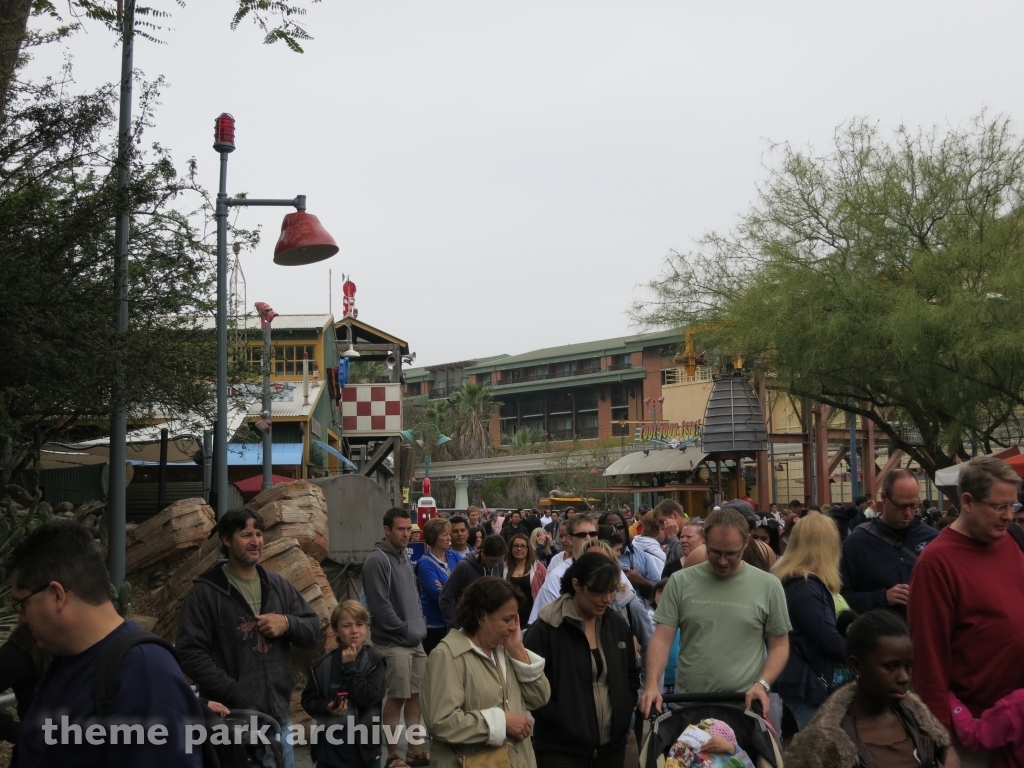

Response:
(403, 329), (692, 445)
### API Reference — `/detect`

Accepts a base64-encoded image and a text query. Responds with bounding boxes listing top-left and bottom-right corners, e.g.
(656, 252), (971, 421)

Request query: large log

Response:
(125, 497), (216, 574)
(248, 481), (329, 562)
(259, 538), (337, 633)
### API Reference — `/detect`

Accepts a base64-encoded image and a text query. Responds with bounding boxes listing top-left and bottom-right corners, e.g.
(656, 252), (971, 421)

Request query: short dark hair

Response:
(844, 609), (909, 662)
(218, 507), (265, 554)
(449, 515), (468, 528)
(854, 496), (868, 506)
(653, 499), (685, 520)
(881, 467), (918, 499)
(560, 552), (621, 596)
(383, 507), (412, 529)
(456, 576), (523, 634)
(788, 500), (802, 508)
(5, 520), (111, 605)
(704, 507), (750, 540)
(480, 534), (506, 557)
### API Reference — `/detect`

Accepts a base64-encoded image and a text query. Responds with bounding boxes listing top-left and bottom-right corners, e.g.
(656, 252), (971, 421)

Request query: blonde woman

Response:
(771, 513), (850, 730)
(530, 526), (555, 566)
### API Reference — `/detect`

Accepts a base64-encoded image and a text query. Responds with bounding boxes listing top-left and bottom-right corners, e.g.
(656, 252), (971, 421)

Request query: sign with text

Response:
(634, 420), (703, 444)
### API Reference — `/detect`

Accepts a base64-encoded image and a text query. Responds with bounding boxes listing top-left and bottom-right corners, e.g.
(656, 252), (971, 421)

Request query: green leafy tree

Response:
(634, 114), (1024, 483)
(0, 69), (258, 474)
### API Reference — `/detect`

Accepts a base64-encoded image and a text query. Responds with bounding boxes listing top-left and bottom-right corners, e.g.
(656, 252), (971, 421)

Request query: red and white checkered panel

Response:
(341, 384), (403, 434)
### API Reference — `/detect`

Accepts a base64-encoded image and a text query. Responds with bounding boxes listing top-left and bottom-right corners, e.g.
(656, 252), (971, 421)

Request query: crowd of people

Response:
(1, 455), (1022, 768)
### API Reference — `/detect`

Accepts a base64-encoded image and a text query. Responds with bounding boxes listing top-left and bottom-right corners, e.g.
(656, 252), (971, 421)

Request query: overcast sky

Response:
(26, 1), (1024, 367)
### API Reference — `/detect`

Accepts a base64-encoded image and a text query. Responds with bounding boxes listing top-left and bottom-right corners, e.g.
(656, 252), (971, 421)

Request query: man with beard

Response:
(177, 508), (320, 768)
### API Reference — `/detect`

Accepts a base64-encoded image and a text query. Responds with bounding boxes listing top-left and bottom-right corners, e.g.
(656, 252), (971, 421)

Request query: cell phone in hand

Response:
(332, 690), (348, 707)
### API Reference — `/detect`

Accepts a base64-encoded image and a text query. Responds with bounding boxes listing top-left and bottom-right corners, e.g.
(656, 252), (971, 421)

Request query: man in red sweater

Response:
(909, 455), (1024, 768)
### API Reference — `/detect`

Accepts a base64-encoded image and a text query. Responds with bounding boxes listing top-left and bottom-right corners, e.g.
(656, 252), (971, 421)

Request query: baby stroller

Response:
(639, 693), (784, 768)
(209, 708), (286, 768)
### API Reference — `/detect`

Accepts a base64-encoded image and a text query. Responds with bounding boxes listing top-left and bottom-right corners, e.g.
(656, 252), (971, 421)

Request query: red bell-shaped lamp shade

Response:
(273, 211), (339, 266)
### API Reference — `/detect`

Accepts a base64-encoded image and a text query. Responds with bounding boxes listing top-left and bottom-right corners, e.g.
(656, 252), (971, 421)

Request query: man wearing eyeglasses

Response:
(7, 520), (204, 767)
(908, 455), (1024, 768)
(527, 515), (633, 626)
(839, 467), (937, 620)
(640, 507), (790, 717)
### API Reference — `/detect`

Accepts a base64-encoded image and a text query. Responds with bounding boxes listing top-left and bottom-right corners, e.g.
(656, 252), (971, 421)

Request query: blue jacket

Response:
(839, 517), (938, 619)
(417, 550), (462, 628)
(776, 575), (847, 706)
(619, 543), (661, 584)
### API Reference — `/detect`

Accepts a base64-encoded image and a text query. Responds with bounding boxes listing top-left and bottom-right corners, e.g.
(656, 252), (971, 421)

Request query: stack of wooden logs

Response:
(129, 481), (336, 642)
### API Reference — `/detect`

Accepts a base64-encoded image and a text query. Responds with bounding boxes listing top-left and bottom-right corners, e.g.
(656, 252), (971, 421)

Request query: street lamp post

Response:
(213, 114), (338, 518)
(400, 423), (452, 484)
(108, 0), (136, 591)
(255, 302), (278, 490)
(644, 396), (665, 439)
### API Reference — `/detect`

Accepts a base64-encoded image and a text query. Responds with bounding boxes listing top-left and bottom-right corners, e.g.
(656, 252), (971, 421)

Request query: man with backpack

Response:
(363, 507), (428, 768)
(840, 468), (937, 620)
(7, 519), (205, 767)
(177, 507), (320, 768)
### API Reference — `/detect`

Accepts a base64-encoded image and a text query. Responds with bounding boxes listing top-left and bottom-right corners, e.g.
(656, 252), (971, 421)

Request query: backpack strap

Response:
(94, 631), (178, 717)
(1009, 523), (1024, 555)
(858, 521), (921, 563)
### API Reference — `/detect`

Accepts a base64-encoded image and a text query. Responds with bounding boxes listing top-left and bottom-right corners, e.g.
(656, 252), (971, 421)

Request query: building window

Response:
(273, 345), (317, 376)
(608, 354), (632, 371)
(246, 344), (317, 376)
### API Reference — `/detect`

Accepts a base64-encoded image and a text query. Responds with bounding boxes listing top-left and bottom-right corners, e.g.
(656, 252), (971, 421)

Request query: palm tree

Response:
(507, 426), (543, 455)
(449, 383), (500, 460)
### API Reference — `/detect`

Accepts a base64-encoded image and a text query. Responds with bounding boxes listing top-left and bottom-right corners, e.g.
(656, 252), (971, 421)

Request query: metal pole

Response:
(157, 427), (168, 512)
(262, 318), (273, 490)
(203, 431), (212, 503)
(848, 409), (859, 501)
(108, 0), (135, 589)
(215, 150), (229, 518)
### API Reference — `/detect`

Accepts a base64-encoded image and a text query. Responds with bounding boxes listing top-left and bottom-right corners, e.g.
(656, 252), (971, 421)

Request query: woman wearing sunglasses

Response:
(525, 553), (640, 768)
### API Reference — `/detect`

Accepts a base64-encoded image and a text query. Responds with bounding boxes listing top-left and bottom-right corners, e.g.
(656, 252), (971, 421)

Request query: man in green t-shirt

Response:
(640, 507), (791, 716)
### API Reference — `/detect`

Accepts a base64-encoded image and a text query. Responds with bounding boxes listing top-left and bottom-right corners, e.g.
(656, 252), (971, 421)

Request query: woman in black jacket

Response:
(524, 552), (640, 768)
(771, 514), (850, 730)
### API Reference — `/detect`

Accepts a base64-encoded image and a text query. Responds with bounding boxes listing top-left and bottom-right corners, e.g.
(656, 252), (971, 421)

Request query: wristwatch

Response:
(756, 679), (771, 693)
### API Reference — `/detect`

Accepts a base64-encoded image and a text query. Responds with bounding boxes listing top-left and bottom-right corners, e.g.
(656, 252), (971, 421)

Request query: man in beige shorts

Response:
(363, 508), (428, 768)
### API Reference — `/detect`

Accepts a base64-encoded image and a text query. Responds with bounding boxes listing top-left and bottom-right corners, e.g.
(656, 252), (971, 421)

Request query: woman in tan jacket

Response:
(421, 577), (551, 768)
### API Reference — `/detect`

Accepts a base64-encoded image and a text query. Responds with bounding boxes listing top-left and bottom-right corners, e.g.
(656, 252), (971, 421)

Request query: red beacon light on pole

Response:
(416, 477), (438, 537)
(213, 113), (235, 153)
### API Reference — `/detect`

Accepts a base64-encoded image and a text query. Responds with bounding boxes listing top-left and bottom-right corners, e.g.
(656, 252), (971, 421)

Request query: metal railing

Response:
(496, 365), (607, 385)
(661, 366), (713, 385)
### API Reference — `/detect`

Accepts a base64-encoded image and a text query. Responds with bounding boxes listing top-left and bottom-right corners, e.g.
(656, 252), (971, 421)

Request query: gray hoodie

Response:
(363, 539), (427, 647)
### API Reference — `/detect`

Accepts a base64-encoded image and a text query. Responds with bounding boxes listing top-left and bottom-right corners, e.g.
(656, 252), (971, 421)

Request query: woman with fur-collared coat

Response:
(786, 611), (950, 768)
(421, 578), (550, 768)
